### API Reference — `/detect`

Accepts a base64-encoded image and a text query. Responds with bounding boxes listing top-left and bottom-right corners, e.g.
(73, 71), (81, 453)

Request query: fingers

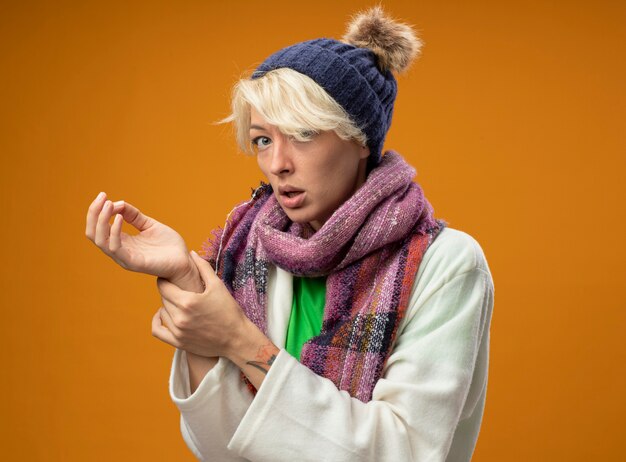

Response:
(94, 200), (114, 249)
(116, 200), (154, 233)
(86, 191), (126, 248)
(190, 250), (219, 288)
(158, 305), (183, 336)
(157, 276), (194, 306)
(151, 309), (181, 348)
(94, 200), (125, 250)
(85, 192), (107, 241)
(109, 213), (123, 252)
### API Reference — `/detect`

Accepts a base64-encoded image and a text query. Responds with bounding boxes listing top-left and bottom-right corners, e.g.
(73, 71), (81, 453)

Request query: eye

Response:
(298, 129), (317, 140)
(251, 136), (272, 152)
(289, 129), (318, 143)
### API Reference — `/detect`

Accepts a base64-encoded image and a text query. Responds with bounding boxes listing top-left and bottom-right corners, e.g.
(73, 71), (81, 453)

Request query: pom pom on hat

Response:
(342, 6), (422, 73)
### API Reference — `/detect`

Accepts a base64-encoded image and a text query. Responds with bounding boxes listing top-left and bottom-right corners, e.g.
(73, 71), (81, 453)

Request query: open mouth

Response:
(278, 187), (306, 208)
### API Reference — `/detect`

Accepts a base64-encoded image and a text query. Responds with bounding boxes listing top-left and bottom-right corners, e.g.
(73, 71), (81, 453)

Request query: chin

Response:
(284, 209), (311, 223)
(281, 207), (317, 226)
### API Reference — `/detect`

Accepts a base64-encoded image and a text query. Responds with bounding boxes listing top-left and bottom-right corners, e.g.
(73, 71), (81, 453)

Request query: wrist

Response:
(227, 317), (279, 389)
(225, 314), (258, 361)
(169, 255), (204, 293)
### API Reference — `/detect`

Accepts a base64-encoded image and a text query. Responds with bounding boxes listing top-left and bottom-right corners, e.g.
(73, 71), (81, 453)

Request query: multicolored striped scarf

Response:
(201, 151), (446, 402)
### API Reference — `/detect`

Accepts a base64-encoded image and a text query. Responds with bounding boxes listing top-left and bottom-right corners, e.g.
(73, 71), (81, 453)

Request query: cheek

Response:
(334, 153), (360, 180)
(256, 155), (269, 178)
(315, 158), (359, 198)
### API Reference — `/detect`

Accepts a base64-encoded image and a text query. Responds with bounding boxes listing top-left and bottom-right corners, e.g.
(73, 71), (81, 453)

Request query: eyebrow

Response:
(249, 124), (267, 131)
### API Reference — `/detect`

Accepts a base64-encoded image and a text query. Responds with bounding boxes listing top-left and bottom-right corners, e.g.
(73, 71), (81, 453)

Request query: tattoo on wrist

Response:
(245, 343), (277, 375)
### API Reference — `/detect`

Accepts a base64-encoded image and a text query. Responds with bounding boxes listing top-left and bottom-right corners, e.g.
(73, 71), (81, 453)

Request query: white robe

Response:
(168, 227), (495, 462)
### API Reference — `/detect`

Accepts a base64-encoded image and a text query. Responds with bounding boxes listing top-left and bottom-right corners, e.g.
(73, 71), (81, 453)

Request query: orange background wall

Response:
(1, 1), (624, 460)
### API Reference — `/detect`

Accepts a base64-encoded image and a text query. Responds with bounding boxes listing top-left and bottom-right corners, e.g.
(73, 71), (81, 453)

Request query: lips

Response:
(278, 185), (306, 208)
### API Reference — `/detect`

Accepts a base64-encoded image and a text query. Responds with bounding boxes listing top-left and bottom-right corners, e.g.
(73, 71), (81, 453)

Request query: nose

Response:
(268, 136), (293, 176)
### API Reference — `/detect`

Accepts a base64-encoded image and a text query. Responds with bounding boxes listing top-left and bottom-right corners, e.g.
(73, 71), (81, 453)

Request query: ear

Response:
(359, 144), (370, 160)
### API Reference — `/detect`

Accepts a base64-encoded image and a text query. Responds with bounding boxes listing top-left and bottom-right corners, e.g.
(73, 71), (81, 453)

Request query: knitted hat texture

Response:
(250, 7), (421, 169)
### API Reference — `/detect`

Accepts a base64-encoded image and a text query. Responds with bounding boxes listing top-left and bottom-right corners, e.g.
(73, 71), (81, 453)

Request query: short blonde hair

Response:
(222, 68), (367, 154)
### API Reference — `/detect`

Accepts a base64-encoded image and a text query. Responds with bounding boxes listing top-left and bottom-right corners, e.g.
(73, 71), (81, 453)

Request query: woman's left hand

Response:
(153, 251), (280, 390)
(151, 251), (248, 358)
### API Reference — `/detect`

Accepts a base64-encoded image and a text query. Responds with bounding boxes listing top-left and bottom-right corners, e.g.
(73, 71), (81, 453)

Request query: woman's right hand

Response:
(85, 191), (193, 281)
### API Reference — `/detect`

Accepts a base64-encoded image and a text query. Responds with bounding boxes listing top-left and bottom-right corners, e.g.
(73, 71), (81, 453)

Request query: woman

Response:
(85, 7), (494, 461)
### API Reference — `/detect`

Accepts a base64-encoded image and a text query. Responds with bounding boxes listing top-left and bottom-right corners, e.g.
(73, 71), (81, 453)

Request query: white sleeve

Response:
(169, 349), (253, 461)
(226, 229), (495, 462)
(167, 228), (494, 462)
(168, 265), (292, 461)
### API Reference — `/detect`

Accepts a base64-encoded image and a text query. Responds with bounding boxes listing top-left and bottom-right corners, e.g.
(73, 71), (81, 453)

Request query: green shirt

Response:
(284, 276), (326, 360)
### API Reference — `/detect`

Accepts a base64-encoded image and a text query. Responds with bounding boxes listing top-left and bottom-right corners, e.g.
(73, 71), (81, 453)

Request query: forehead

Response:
(249, 107), (264, 124)
(249, 107), (277, 133)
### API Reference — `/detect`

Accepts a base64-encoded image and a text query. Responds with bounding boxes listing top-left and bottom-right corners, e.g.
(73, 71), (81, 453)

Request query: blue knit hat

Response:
(251, 7), (421, 170)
